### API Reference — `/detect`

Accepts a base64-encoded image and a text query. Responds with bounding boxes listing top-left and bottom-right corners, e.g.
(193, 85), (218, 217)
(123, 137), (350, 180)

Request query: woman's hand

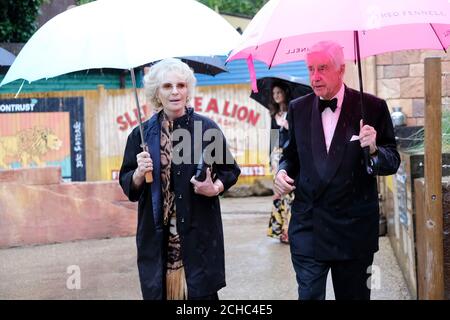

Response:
(132, 151), (153, 187)
(275, 114), (289, 129)
(190, 168), (223, 197)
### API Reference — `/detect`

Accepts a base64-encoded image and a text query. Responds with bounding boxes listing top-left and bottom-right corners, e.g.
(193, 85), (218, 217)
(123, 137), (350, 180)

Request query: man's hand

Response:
(190, 168), (223, 197)
(359, 120), (377, 155)
(274, 170), (295, 196)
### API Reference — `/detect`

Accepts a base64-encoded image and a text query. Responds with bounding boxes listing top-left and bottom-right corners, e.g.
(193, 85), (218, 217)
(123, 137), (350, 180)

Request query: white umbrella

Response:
(0, 0), (241, 183)
(0, 0), (240, 85)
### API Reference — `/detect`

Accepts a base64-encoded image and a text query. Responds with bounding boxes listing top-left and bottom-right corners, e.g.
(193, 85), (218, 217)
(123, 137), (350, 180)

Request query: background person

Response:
(267, 81), (293, 244)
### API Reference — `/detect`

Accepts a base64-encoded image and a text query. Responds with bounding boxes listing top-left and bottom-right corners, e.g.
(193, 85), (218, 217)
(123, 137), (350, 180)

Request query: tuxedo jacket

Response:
(279, 86), (400, 261)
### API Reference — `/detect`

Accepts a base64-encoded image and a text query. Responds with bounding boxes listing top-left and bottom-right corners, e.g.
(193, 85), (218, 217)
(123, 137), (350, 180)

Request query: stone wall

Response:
(0, 167), (137, 248)
(376, 50), (450, 126)
(344, 57), (377, 96)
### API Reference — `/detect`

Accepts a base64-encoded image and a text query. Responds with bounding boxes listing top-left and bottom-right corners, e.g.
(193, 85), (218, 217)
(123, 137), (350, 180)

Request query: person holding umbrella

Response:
(119, 58), (240, 300)
(267, 81), (294, 244)
(274, 41), (400, 300)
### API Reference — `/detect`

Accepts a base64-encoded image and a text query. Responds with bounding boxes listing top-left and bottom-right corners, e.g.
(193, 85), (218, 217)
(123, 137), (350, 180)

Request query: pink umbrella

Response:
(228, 0), (450, 173)
(228, 0), (449, 66)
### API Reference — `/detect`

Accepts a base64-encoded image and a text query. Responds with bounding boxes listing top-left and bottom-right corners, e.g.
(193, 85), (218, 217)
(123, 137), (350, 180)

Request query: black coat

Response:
(119, 107), (240, 299)
(279, 86), (400, 261)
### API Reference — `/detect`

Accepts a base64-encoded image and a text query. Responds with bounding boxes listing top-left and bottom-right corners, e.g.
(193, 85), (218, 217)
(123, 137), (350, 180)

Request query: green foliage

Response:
(76, 0), (94, 5)
(0, 0), (94, 43)
(198, 0), (269, 17)
(404, 110), (450, 153)
(0, 0), (49, 42)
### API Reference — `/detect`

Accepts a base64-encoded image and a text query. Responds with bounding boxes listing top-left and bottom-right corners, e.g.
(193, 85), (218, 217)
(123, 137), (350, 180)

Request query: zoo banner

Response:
(0, 97), (86, 181)
(102, 85), (271, 181)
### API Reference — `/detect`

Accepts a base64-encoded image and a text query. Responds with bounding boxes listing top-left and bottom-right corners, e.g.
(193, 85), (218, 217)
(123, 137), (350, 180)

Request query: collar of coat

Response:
(148, 106), (193, 131)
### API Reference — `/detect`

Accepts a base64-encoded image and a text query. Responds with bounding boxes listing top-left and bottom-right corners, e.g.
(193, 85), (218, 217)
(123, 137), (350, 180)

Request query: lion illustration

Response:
(0, 127), (63, 168)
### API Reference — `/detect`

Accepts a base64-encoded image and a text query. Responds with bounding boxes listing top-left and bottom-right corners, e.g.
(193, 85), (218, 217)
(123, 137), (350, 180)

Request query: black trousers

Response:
(188, 292), (219, 300)
(291, 253), (374, 300)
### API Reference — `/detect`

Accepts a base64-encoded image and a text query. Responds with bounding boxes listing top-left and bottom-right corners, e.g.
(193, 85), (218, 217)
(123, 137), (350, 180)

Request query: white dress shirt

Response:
(321, 84), (345, 153)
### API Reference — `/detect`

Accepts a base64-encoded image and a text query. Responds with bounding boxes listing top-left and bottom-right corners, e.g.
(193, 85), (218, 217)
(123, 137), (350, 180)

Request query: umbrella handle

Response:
(363, 146), (373, 175)
(142, 143), (153, 184)
(145, 171), (153, 183)
(131, 68), (153, 184)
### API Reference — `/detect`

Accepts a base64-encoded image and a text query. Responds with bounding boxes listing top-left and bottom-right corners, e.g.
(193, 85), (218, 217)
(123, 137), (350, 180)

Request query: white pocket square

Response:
(350, 135), (360, 142)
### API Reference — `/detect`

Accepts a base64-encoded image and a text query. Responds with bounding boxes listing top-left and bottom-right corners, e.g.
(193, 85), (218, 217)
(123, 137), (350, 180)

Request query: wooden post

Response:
(422, 57), (444, 299)
(90, 84), (106, 181)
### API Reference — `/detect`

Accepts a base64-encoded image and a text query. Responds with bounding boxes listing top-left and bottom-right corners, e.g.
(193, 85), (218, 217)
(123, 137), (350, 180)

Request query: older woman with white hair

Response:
(119, 58), (240, 300)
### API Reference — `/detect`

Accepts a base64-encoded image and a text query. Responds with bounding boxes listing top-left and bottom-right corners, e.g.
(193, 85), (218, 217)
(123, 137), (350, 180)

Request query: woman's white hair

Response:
(143, 58), (196, 110)
(307, 41), (345, 70)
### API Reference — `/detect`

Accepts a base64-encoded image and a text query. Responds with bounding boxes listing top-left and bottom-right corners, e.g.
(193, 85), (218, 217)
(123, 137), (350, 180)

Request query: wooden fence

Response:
(0, 84), (271, 183)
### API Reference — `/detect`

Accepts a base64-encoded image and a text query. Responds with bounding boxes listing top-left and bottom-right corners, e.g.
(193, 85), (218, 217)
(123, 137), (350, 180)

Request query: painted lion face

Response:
(43, 132), (63, 150)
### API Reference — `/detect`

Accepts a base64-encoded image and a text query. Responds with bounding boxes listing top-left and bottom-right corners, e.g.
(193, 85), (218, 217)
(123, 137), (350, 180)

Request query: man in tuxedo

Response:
(274, 41), (400, 300)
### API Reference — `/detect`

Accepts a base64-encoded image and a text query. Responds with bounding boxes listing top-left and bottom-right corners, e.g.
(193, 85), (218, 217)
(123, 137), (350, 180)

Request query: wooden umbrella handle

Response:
(145, 171), (153, 183)
(142, 144), (153, 184)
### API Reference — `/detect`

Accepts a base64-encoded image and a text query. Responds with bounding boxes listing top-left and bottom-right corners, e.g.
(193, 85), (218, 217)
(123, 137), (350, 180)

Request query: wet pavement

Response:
(0, 196), (411, 300)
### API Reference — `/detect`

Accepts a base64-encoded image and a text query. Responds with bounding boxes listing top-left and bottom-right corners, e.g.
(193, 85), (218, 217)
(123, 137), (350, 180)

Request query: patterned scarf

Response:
(160, 111), (187, 300)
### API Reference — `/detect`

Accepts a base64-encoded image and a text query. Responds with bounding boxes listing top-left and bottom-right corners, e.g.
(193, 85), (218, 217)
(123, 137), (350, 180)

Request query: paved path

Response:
(0, 197), (411, 300)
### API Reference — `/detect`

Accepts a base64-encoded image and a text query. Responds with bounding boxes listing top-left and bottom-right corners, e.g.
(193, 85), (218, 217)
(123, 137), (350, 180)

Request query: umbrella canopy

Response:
(0, 47), (15, 66)
(228, 0), (450, 66)
(250, 74), (312, 109)
(149, 55), (228, 76)
(179, 56), (227, 76)
(0, 0), (240, 86)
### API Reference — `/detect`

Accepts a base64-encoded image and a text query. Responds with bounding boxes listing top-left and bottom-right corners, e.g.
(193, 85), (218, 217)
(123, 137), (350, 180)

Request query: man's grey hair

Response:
(307, 41), (345, 70)
(143, 58), (197, 110)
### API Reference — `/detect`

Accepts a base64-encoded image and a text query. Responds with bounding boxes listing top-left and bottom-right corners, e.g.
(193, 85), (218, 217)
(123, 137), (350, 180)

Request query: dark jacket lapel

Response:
(315, 87), (355, 198)
(311, 97), (328, 179)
